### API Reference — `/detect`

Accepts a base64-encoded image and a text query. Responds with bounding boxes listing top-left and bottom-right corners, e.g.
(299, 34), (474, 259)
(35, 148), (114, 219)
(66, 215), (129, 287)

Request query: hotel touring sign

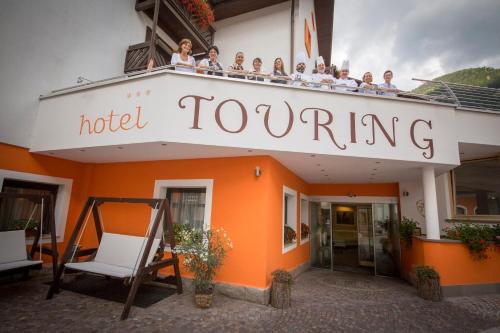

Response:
(34, 72), (460, 165)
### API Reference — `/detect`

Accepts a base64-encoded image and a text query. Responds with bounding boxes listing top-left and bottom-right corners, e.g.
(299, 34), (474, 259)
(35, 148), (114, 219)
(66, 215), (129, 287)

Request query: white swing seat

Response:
(65, 232), (161, 279)
(0, 230), (43, 272)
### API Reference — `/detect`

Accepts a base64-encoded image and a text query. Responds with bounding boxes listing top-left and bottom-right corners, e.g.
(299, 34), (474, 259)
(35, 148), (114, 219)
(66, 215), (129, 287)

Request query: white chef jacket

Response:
(311, 72), (335, 89)
(290, 72), (311, 87)
(335, 78), (358, 92)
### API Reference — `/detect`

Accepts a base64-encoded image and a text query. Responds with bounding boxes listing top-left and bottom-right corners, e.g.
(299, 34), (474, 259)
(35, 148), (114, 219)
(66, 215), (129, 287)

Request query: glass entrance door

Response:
(372, 203), (400, 277)
(310, 202), (332, 269)
(357, 206), (374, 268)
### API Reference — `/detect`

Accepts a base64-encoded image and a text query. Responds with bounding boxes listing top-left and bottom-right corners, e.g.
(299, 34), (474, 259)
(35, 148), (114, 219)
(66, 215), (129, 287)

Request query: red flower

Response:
(480, 239), (486, 244)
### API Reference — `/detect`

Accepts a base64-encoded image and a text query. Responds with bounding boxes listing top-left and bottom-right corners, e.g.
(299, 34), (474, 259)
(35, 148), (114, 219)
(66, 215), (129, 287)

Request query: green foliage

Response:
(400, 216), (419, 247)
(9, 219), (39, 231)
(414, 265), (439, 280)
(413, 67), (500, 94)
(172, 226), (232, 293)
(444, 223), (500, 260)
(272, 269), (293, 285)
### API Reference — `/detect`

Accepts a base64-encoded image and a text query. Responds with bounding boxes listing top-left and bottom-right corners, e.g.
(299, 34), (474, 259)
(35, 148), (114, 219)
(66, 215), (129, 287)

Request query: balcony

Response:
(124, 40), (172, 73)
(32, 66), (465, 179)
(135, 0), (215, 55)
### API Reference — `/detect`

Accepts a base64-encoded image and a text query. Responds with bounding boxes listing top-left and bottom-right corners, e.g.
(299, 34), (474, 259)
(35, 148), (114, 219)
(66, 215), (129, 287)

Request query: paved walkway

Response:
(1, 268), (499, 332)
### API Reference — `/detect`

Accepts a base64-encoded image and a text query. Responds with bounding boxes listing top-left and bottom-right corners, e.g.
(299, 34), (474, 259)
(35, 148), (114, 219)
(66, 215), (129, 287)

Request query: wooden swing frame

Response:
(0, 192), (58, 279)
(46, 197), (183, 320)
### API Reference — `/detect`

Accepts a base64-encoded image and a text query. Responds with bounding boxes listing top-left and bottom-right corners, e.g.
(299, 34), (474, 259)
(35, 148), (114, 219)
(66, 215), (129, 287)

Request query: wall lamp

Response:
(255, 166), (262, 177)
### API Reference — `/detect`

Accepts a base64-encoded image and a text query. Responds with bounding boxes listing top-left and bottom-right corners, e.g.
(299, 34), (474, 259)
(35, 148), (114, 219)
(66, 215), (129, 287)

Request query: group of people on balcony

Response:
(170, 38), (400, 96)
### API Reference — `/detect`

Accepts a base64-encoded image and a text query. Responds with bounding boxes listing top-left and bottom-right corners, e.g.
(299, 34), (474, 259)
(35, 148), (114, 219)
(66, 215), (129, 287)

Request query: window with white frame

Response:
(453, 158), (500, 217)
(153, 179), (213, 238)
(0, 169), (72, 242)
(283, 186), (297, 253)
(300, 194), (310, 244)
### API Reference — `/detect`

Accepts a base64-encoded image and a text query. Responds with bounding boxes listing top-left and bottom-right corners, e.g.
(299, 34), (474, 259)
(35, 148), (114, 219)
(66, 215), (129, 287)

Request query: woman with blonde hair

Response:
(359, 71), (377, 94)
(228, 51), (246, 79)
(170, 38), (196, 73)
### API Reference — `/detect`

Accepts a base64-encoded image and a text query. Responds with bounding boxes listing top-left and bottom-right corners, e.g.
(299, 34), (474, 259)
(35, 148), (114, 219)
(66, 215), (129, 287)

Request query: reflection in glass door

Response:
(310, 202), (332, 269)
(373, 203), (400, 277)
(357, 206), (374, 268)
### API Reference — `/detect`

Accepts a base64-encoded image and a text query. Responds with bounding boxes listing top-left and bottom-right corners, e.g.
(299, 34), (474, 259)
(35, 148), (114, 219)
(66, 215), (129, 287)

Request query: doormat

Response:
(47, 274), (177, 308)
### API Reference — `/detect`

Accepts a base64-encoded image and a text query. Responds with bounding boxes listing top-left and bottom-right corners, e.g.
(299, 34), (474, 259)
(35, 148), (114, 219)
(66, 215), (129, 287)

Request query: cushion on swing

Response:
(65, 232), (161, 278)
(0, 230), (28, 264)
(0, 230), (42, 272)
(0, 259), (43, 271)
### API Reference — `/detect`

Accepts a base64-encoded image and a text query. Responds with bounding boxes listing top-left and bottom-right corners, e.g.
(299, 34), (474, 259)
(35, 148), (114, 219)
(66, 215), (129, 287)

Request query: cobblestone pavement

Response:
(1, 268), (499, 332)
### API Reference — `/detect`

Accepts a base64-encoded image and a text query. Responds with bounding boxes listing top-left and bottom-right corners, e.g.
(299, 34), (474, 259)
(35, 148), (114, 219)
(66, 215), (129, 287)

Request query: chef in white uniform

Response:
(311, 56), (335, 90)
(290, 52), (311, 87)
(334, 60), (358, 92)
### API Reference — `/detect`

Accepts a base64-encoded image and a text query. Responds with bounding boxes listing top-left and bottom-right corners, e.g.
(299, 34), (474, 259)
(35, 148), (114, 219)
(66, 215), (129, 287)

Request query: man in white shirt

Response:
(290, 52), (311, 87)
(378, 70), (400, 97)
(311, 56), (335, 89)
(334, 60), (358, 92)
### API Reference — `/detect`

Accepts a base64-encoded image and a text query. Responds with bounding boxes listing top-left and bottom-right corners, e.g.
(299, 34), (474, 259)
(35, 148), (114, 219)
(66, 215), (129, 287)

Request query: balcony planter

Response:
(270, 269), (293, 309)
(179, 0), (214, 30)
(414, 266), (442, 301)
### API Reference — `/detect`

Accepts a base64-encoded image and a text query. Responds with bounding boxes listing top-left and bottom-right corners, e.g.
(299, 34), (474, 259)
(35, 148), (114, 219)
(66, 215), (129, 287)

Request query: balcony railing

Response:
(124, 41), (171, 73)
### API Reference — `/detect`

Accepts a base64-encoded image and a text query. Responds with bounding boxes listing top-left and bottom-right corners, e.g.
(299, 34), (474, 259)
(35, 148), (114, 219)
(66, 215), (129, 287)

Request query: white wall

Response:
(456, 110), (500, 146)
(399, 173), (452, 235)
(213, 2), (292, 74)
(293, 0), (319, 73)
(0, 0), (151, 148)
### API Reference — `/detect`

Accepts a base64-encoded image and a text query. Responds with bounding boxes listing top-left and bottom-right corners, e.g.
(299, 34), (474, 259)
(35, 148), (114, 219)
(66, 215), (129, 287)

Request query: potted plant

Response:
(270, 269), (293, 309)
(11, 218), (40, 237)
(414, 265), (442, 301)
(172, 226), (232, 308)
(444, 223), (500, 260)
(284, 226), (296, 245)
(400, 216), (419, 248)
(300, 223), (310, 240)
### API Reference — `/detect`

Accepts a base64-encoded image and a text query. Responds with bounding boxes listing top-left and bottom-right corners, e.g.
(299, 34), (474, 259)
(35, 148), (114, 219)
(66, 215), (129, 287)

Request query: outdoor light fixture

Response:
(255, 166), (262, 177)
(402, 191), (410, 197)
(76, 76), (93, 84)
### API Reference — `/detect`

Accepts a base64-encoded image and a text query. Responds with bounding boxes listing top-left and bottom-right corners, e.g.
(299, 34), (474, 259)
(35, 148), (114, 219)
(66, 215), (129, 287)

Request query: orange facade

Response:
(401, 237), (500, 286)
(10, 142), (493, 291)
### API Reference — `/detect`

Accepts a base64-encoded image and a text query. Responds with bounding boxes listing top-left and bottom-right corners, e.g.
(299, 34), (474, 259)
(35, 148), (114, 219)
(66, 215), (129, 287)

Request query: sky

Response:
(331, 0), (500, 91)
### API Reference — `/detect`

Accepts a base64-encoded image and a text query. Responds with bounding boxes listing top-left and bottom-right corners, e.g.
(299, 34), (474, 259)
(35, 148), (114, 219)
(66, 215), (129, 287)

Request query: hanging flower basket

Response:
(179, 0), (215, 30)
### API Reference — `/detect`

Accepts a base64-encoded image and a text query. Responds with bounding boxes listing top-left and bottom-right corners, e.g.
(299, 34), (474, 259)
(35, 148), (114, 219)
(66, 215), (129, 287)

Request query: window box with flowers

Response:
(179, 0), (215, 30)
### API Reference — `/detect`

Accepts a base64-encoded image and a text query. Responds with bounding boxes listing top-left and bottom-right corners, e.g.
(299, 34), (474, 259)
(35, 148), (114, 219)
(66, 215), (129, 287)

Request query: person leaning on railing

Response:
(290, 52), (311, 87)
(170, 38), (196, 73)
(359, 71), (378, 94)
(228, 51), (247, 79)
(378, 70), (400, 96)
(247, 57), (266, 82)
(311, 56), (335, 89)
(335, 60), (358, 92)
(270, 57), (291, 84)
(198, 45), (224, 76)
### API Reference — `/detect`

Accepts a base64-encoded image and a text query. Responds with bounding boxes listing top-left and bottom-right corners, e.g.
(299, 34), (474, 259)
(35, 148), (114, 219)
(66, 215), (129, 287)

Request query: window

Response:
(453, 158), (500, 217)
(283, 186), (297, 253)
(0, 179), (58, 234)
(166, 187), (206, 230)
(153, 179), (213, 234)
(300, 194), (310, 245)
(0, 169), (72, 242)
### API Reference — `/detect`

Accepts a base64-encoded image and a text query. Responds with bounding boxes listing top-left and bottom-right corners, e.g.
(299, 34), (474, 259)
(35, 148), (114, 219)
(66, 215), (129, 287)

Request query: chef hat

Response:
(316, 56), (325, 66)
(341, 59), (350, 71)
(296, 52), (306, 65)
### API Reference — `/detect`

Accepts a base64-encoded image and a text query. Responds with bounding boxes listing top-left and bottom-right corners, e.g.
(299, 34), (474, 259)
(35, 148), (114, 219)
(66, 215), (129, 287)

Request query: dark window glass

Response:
(454, 159), (500, 216)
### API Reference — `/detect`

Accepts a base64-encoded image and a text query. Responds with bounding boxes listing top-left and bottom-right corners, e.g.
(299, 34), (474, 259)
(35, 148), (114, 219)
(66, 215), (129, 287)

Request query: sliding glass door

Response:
(372, 203), (400, 277)
(310, 202), (332, 269)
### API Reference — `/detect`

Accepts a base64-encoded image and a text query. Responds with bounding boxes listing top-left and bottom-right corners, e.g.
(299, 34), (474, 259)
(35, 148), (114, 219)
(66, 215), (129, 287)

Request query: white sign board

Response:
(32, 71), (460, 165)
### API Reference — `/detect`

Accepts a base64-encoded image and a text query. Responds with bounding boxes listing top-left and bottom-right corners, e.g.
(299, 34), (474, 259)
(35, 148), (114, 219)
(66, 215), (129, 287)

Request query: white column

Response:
(422, 166), (440, 240)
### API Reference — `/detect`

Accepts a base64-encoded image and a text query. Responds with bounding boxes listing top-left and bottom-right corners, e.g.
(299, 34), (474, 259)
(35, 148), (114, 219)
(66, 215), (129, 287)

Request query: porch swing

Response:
(0, 193), (58, 279)
(46, 197), (183, 320)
